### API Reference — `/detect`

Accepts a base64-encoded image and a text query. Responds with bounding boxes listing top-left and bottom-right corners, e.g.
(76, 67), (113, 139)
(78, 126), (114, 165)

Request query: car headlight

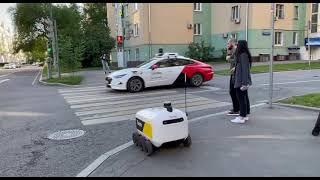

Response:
(114, 74), (127, 79)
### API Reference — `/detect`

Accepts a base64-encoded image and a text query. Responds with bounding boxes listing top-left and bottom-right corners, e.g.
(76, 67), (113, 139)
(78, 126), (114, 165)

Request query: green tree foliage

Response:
(185, 41), (215, 62)
(82, 3), (115, 67)
(54, 4), (84, 73)
(9, 3), (50, 54)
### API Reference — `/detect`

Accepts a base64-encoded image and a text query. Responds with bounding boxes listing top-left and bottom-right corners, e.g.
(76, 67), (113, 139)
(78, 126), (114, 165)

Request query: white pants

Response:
(101, 60), (111, 73)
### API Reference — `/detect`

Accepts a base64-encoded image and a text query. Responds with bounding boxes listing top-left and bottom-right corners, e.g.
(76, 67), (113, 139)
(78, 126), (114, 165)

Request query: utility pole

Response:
(269, 3), (275, 108)
(308, 20), (311, 70)
(115, 3), (124, 68)
(54, 19), (61, 78)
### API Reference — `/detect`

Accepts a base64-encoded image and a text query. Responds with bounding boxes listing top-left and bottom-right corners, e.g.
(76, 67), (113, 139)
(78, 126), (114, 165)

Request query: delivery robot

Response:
(132, 102), (191, 156)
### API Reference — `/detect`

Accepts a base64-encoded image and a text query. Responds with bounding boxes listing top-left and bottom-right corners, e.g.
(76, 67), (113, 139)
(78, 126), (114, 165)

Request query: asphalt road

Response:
(0, 66), (319, 176)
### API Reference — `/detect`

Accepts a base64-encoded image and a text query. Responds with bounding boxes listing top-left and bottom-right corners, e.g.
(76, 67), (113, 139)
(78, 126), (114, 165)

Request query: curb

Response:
(38, 66), (82, 88)
(273, 102), (320, 112)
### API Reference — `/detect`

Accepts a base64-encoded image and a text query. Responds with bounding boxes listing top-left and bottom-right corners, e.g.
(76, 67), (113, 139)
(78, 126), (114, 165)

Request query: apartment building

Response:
(301, 3), (320, 60)
(107, 3), (193, 67)
(107, 3), (307, 67)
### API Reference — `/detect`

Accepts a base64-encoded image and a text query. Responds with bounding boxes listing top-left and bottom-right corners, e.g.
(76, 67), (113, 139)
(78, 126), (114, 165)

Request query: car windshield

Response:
(137, 58), (158, 69)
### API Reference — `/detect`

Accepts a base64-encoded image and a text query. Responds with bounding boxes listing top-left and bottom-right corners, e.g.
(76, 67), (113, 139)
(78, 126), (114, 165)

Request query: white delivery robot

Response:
(132, 102), (191, 156)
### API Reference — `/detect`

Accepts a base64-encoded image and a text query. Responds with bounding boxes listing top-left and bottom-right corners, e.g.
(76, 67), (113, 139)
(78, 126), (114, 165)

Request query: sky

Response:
(0, 3), (16, 34)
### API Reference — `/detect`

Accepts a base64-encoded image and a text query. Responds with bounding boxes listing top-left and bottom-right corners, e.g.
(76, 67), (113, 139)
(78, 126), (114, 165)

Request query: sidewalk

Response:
(213, 60), (320, 71)
(90, 105), (320, 177)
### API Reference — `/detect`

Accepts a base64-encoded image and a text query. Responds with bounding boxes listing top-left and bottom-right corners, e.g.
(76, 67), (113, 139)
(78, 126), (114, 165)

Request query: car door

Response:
(147, 59), (171, 87)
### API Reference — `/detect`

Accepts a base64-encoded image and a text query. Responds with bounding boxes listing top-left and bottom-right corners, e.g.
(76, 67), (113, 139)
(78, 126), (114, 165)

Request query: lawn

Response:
(215, 61), (320, 76)
(45, 75), (83, 85)
(279, 93), (320, 108)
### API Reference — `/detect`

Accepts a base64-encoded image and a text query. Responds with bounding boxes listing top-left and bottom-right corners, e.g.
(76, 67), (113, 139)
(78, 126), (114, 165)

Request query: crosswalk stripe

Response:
(65, 90), (178, 104)
(80, 102), (231, 126)
(58, 85), (230, 126)
(75, 96), (208, 112)
(58, 86), (106, 93)
(76, 99), (223, 117)
(70, 94), (201, 109)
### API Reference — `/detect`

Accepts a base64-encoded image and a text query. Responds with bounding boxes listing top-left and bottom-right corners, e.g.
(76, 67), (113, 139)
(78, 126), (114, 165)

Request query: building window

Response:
(134, 3), (138, 11)
(294, 6), (299, 20)
(231, 5), (240, 20)
(194, 3), (202, 11)
(312, 3), (318, 13)
(311, 3), (318, 33)
(275, 32), (283, 46)
(193, 23), (202, 35)
(276, 4), (284, 19)
(135, 48), (139, 60)
(231, 33), (237, 41)
(293, 32), (298, 46)
(124, 5), (128, 17)
(134, 23), (139, 37)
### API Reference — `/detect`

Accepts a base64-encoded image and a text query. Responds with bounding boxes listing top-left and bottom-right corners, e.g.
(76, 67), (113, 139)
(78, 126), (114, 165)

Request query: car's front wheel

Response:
(190, 73), (203, 87)
(127, 77), (144, 93)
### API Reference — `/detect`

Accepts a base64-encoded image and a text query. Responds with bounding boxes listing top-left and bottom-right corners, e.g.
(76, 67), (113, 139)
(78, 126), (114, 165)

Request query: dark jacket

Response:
(234, 53), (252, 88)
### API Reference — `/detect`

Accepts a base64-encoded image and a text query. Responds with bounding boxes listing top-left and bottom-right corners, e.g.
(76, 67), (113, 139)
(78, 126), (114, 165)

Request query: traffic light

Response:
(117, 36), (123, 47)
(47, 40), (53, 58)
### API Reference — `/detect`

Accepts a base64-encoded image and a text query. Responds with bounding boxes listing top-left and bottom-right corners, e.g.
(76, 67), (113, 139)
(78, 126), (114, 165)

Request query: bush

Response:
(221, 48), (227, 60)
(185, 40), (215, 62)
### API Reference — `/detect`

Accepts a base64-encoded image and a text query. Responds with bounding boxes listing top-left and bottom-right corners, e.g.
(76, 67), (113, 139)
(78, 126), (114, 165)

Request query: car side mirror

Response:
(151, 64), (158, 70)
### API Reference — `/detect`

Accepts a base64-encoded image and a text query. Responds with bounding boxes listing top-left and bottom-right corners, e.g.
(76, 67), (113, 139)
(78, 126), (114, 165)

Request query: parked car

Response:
(106, 53), (214, 92)
(3, 63), (16, 69)
(3, 64), (11, 69)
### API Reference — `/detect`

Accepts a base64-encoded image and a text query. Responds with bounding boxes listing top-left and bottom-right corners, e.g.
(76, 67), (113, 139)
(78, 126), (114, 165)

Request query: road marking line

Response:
(65, 90), (179, 104)
(258, 79), (320, 86)
(76, 102), (266, 177)
(75, 99), (222, 116)
(0, 79), (10, 84)
(32, 69), (41, 86)
(80, 102), (231, 125)
(70, 94), (197, 109)
(76, 141), (134, 177)
(76, 96), (206, 113)
(0, 73), (13, 78)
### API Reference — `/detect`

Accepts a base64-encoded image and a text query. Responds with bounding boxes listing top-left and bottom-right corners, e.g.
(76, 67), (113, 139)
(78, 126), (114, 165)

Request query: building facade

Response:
(107, 3), (308, 67)
(302, 3), (320, 60)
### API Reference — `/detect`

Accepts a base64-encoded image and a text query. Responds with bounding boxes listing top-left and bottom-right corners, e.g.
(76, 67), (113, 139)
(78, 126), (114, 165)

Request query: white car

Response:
(3, 63), (16, 69)
(106, 53), (214, 92)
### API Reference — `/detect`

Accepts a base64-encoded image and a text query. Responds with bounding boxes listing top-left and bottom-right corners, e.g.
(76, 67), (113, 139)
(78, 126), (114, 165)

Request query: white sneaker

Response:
(244, 116), (249, 121)
(231, 116), (245, 124)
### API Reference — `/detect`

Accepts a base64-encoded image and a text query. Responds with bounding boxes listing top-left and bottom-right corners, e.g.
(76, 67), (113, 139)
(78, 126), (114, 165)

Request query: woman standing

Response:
(231, 40), (252, 124)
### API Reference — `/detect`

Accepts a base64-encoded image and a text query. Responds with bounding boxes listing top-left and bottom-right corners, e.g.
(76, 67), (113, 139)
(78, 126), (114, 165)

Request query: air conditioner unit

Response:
(234, 18), (241, 24)
(187, 24), (192, 29)
(223, 33), (228, 38)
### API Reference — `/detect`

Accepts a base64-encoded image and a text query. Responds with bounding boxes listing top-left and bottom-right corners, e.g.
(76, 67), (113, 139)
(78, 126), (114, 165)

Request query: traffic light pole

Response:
(269, 3), (275, 108)
(54, 19), (61, 78)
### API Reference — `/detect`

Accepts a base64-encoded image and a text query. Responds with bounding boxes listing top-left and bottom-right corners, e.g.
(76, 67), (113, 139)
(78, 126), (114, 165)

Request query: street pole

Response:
(49, 3), (56, 77)
(269, 3), (275, 108)
(308, 20), (311, 70)
(54, 19), (61, 78)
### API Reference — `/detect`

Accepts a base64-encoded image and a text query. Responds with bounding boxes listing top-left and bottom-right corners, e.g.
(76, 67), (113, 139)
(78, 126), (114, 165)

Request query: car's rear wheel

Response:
(190, 73), (203, 87)
(127, 77), (144, 93)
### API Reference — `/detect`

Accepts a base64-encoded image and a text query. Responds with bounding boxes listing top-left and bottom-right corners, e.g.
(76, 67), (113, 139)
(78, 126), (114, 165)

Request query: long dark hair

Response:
(235, 40), (252, 67)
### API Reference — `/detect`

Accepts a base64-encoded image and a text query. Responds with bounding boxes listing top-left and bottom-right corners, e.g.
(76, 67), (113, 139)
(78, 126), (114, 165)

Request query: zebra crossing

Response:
(58, 85), (231, 126)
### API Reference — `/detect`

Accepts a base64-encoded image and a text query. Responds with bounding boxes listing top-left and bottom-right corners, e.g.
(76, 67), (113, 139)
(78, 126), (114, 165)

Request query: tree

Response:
(9, 3), (50, 54)
(54, 4), (84, 72)
(185, 41), (215, 62)
(82, 3), (115, 67)
(59, 35), (82, 74)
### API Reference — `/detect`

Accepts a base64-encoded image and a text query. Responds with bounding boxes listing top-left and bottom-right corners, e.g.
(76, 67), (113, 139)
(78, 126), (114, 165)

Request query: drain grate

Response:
(48, 129), (85, 140)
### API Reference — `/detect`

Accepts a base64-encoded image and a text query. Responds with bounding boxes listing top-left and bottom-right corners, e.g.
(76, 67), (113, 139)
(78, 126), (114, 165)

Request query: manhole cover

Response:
(48, 129), (85, 140)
